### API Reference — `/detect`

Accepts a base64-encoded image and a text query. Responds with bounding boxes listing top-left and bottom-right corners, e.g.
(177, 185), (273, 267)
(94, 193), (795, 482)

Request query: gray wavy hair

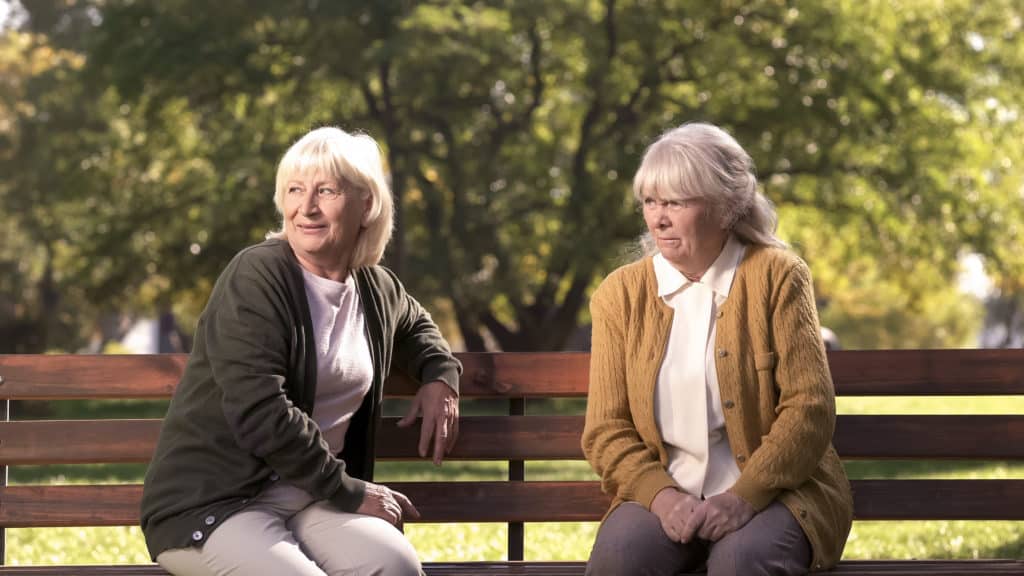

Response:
(632, 122), (785, 255)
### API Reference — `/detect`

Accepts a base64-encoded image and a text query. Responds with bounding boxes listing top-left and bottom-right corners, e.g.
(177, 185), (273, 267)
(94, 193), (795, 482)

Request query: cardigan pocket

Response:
(754, 351), (776, 371)
(754, 352), (778, 418)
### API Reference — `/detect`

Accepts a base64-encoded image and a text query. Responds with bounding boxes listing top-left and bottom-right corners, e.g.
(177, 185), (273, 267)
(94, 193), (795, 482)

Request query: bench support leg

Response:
(508, 398), (525, 561)
(1, 398), (8, 566)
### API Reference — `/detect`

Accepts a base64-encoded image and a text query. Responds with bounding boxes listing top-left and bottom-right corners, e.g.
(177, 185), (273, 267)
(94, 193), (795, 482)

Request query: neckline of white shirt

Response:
(653, 235), (745, 300)
(300, 267), (354, 304)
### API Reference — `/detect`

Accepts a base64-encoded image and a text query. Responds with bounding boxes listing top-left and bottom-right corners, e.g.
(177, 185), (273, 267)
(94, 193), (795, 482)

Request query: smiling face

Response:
(283, 172), (370, 280)
(642, 193), (728, 275)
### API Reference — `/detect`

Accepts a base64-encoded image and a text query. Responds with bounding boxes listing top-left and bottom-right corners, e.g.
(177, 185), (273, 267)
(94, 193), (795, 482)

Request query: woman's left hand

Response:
(681, 492), (756, 542)
(398, 380), (459, 465)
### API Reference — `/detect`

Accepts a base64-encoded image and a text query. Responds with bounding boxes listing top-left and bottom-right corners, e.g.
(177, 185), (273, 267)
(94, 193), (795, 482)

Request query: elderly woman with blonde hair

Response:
(141, 126), (461, 576)
(583, 122), (853, 575)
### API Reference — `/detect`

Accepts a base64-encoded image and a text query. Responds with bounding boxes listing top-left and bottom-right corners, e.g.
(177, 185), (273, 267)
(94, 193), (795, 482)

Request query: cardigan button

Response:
(800, 509), (808, 519)
(736, 454), (747, 463)
(192, 530), (204, 541)
(717, 349), (728, 358)
(715, 310), (724, 319)
(204, 515), (216, 526)
(723, 400), (735, 409)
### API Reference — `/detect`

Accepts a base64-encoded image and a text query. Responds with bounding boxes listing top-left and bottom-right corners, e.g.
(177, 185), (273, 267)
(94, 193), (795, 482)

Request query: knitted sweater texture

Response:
(582, 245), (853, 570)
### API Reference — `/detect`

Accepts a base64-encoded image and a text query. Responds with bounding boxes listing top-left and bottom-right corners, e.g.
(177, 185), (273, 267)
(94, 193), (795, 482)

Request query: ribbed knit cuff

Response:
(635, 467), (679, 510)
(729, 473), (779, 511)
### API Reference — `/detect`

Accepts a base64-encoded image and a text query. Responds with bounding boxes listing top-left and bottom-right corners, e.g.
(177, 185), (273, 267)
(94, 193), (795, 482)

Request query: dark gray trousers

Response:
(585, 501), (811, 576)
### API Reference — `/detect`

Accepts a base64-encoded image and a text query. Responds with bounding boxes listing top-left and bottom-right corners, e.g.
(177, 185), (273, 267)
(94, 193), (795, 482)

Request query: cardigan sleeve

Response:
(206, 252), (366, 511)
(383, 267), (462, 393)
(583, 277), (677, 509)
(729, 259), (836, 510)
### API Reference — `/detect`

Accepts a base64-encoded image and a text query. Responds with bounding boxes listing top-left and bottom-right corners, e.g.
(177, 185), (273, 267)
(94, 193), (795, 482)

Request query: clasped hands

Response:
(357, 380), (459, 527)
(650, 487), (755, 543)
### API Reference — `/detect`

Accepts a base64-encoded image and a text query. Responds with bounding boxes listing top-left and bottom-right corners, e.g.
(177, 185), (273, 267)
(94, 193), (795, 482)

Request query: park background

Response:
(1, 0), (1022, 567)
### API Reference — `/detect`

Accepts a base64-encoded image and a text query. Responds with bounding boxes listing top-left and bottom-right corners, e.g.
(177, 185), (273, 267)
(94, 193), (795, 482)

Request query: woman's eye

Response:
(287, 186), (302, 194)
(318, 187), (339, 198)
(643, 197), (656, 206)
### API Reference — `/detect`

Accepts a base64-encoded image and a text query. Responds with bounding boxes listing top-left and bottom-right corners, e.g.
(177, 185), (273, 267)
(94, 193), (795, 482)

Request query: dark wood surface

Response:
(3, 479), (1023, 527)
(4, 350), (1024, 399)
(3, 414), (1023, 464)
(2, 350), (1023, 573)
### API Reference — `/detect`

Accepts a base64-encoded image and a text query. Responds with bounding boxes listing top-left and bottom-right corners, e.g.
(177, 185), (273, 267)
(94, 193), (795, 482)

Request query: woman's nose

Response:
(300, 191), (320, 214)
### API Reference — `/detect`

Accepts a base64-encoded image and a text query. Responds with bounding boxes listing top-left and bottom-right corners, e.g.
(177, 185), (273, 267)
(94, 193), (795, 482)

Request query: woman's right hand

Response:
(650, 487), (702, 543)
(356, 481), (421, 527)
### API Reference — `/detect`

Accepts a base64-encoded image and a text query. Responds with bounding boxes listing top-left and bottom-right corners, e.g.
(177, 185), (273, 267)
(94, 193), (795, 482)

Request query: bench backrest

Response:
(1, 350), (1023, 561)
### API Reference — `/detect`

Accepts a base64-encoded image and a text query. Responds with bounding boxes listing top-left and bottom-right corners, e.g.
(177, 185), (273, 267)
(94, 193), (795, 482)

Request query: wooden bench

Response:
(1, 350), (1022, 575)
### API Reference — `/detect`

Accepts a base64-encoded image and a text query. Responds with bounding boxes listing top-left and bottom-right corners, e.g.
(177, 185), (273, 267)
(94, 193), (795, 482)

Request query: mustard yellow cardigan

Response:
(582, 245), (853, 570)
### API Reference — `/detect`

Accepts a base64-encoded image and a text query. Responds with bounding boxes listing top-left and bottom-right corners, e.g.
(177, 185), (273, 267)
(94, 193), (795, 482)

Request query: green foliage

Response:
(3, 0), (1024, 351)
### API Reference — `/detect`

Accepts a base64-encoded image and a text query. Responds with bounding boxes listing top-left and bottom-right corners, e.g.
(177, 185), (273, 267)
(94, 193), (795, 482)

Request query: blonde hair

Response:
(267, 126), (394, 268)
(632, 122), (785, 254)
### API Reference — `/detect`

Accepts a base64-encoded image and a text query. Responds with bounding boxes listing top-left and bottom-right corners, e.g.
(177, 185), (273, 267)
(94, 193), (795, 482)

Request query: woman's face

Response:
(642, 193), (727, 271)
(283, 171), (370, 278)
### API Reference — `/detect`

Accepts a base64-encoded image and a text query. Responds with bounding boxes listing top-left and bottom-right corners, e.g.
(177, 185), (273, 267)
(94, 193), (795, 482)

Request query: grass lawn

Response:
(4, 396), (1022, 565)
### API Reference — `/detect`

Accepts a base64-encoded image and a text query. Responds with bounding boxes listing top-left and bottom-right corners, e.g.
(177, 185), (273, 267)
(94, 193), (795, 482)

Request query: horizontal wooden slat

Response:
(5, 414), (1023, 465)
(375, 416), (583, 460)
(3, 480), (1023, 528)
(0, 566), (169, 575)
(851, 479), (1024, 520)
(0, 420), (162, 464)
(824, 561), (1024, 575)
(832, 415), (1024, 460)
(0, 485), (144, 527)
(4, 350), (1024, 400)
(0, 355), (186, 399)
(1, 560), (1023, 576)
(385, 353), (591, 398)
(829, 349), (1024, 396)
(0, 353), (593, 400)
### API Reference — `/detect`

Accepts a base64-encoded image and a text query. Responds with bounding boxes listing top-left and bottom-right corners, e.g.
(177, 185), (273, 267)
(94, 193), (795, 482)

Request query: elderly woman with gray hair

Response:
(583, 122), (853, 575)
(141, 126), (461, 576)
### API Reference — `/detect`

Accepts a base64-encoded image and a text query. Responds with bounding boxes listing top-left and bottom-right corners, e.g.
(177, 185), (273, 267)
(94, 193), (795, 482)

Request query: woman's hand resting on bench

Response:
(398, 380), (460, 466)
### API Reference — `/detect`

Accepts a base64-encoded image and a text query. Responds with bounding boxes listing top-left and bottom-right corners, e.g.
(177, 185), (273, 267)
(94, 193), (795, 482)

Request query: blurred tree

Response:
(0, 28), (101, 352)
(3, 0), (1023, 351)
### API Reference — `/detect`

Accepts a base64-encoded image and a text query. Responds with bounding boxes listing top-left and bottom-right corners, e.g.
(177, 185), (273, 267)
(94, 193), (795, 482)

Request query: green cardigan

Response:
(140, 239), (461, 560)
(582, 245), (853, 570)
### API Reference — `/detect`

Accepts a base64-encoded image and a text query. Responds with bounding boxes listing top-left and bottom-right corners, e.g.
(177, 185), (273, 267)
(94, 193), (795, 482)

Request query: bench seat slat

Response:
(3, 480), (1023, 528)
(4, 415), (1023, 465)
(0, 560), (1023, 575)
(4, 350), (1024, 400)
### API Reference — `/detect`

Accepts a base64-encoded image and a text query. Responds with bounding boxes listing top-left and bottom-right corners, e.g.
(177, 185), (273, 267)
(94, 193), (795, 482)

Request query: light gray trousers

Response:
(585, 501), (811, 576)
(156, 483), (423, 576)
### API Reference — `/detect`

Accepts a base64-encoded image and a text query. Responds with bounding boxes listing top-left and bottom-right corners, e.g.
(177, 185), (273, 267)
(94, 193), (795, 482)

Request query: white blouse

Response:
(301, 268), (373, 454)
(653, 235), (746, 498)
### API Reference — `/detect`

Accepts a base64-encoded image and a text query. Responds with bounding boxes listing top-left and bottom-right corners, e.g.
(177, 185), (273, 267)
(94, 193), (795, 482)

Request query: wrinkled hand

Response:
(356, 481), (420, 527)
(682, 491), (756, 543)
(650, 487), (702, 543)
(397, 380), (459, 465)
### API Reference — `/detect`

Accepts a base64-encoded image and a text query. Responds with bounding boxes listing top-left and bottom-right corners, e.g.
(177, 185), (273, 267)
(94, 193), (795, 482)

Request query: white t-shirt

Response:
(301, 268), (373, 454)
